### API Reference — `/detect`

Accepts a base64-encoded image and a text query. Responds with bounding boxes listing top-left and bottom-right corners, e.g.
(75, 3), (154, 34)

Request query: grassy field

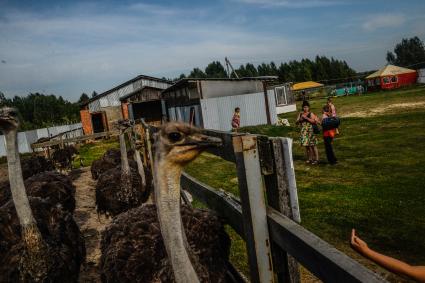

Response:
(76, 86), (425, 281)
(73, 138), (119, 169)
(185, 85), (425, 280)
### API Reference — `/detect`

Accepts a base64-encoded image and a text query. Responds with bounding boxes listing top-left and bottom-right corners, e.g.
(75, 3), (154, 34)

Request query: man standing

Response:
(322, 105), (338, 165)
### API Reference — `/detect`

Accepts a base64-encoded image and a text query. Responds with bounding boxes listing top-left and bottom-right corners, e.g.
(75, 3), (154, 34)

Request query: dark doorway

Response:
(132, 100), (162, 123)
(91, 112), (105, 133)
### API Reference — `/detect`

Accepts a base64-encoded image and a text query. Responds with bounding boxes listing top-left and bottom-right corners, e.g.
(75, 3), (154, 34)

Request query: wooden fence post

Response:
(280, 138), (300, 223)
(261, 137), (301, 283)
(233, 135), (274, 283)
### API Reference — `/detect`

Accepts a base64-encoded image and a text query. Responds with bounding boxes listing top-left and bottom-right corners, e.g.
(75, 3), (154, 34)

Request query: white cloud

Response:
(236, 0), (342, 8)
(362, 14), (406, 31)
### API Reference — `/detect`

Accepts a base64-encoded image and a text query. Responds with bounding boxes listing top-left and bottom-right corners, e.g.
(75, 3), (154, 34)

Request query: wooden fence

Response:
(138, 120), (387, 283)
(31, 130), (118, 150)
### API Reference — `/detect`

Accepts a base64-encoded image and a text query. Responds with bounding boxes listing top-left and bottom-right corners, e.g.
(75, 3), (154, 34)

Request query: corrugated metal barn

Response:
(120, 85), (168, 127)
(161, 77), (296, 131)
(80, 75), (171, 134)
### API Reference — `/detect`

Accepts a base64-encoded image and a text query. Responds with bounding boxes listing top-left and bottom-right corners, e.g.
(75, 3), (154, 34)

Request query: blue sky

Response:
(0, 0), (424, 101)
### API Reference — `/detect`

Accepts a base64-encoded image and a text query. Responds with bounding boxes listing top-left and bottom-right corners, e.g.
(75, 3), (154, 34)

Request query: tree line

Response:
(0, 92), (80, 131)
(176, 56), (357, 83)
(2, 36), (423, 131)
(175, 36), (425, 82)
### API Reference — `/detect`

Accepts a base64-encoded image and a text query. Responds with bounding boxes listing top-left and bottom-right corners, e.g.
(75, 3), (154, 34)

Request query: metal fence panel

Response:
(201, 92), (276, 131)
(418, 68), (425, 84)
(0, 123), (83, 156)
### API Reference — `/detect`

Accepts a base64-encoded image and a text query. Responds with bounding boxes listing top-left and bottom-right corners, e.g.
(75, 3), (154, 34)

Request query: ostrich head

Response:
(156, 122), (222, 166)
(0, 107), (19, 133)
(154, 122), (222, 283)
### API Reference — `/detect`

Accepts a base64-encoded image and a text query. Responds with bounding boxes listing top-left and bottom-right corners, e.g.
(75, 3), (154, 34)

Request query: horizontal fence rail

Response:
(0, 123), (83, 156)
(181, 172), (387, 283)
(31, 130), (118, 149)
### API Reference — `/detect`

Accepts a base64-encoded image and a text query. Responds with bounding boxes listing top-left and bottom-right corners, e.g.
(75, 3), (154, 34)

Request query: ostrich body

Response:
(100, 204), (230, 283)
(99, 122), (229, 283)
(0, 171), (76, 212)
(21, 155), (55, 179)
(0, 107), (85, 282)
(52, 145), (79, 170)
(95, 120), (150, 216)
(91, 148), (121, 180)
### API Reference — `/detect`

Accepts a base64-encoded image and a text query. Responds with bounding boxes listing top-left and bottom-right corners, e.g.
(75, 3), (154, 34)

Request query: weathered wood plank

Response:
(267, 207), (387, 283)
(202, 129), (240, 163)
(280, 138), (300, 223)
(263, 138), (300, 283)
(233, 135), (274, 283)
(31, 131), (118, 148)
(180, 173), (386, 283)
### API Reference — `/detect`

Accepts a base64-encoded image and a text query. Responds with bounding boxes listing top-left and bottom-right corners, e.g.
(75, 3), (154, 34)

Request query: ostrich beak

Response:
(183, 133), (222, 148)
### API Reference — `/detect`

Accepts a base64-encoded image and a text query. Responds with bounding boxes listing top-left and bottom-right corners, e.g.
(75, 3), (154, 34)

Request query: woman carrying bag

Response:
(296, 100), (320, 165)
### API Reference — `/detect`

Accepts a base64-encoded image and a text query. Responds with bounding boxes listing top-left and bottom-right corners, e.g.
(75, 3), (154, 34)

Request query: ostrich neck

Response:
(154, 156), (200, 283)
(5, 129), (36, 226)
(119, 132), (130, 175)
(134, 150), (146, 187)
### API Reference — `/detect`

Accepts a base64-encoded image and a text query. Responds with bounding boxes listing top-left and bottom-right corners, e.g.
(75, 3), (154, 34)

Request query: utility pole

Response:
(225, 57), (240, 78)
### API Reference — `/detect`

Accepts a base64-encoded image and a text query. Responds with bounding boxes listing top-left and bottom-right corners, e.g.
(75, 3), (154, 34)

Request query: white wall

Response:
(0, 123), (82, 156)
(200, 91), (277, 131)
(418, 68), (425, 84)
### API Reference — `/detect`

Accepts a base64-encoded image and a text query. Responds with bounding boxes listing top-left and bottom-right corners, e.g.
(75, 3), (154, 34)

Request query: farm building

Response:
(418, 68), (425, 84)
(80, 75), (171, 134)
(366, 65), (417, 90)
(161, 77), (296, 131)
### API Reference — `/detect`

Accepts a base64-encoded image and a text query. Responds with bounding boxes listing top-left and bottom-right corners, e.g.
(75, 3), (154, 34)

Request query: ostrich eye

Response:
(168, 132), (182, 142)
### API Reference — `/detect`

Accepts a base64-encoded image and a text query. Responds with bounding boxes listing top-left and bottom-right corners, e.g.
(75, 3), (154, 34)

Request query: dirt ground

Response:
(70, 167), (111, 283)
(341, 101), (425, 118)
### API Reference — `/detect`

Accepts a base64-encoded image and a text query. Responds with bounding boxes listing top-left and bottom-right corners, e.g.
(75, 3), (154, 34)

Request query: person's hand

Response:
(351, 229), (369, 255)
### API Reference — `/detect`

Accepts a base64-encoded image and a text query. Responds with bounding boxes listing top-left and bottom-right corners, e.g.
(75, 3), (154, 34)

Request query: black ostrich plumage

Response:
(95, 162), (151, 216)
(90, 148), (135, 180)
(51, 145), (78, 170)
(0, 171), (76, 213)
(21, 155), (55, 179)
(0, 197), (86, 282)
(100, 204), (230, 283)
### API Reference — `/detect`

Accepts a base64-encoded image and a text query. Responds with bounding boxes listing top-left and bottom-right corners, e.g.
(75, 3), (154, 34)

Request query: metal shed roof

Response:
(81, 75), (171, 106)
(162, 76), (278, 93)
(119, 86), (164, 101)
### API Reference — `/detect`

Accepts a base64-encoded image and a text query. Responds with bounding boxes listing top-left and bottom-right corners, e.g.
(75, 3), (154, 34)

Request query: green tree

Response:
(188, 67), (207, 78)
(78, 93), (89, 104)
(205, 61), (228, 78)
(386, 36), (425, 68)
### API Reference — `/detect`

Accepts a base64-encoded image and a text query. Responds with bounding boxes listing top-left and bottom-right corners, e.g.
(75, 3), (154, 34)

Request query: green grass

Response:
(186, 86), (425, 277)
(73, 137), (119, 168)
(74, 86), (425, 279)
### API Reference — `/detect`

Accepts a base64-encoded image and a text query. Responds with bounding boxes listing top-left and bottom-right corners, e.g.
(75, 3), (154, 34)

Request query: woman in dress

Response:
(296, 101), (319, 164)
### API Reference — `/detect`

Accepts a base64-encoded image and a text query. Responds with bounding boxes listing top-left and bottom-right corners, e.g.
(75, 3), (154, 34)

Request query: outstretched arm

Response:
(351, 229), (425, 282)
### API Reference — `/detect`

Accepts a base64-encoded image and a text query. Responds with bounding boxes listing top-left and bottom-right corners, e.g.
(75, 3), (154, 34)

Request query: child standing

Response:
(231, 107), (241, 132)
(322, 105), (338, 165)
